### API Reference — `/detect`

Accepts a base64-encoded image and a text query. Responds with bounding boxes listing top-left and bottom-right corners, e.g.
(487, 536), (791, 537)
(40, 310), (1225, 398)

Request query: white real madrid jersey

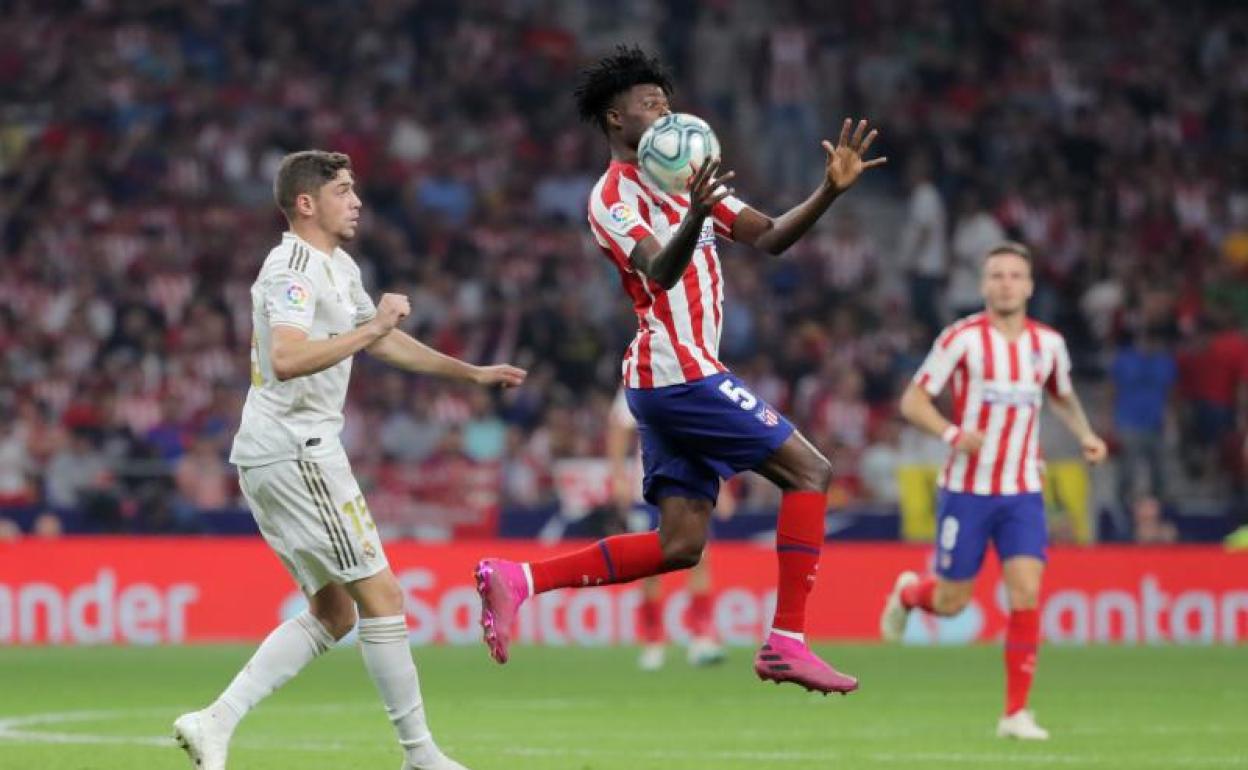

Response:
(230, 233), (377, 467)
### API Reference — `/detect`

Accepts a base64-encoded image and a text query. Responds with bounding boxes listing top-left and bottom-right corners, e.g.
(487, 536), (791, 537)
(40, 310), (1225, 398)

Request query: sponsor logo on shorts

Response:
(363, 541), (377, 561)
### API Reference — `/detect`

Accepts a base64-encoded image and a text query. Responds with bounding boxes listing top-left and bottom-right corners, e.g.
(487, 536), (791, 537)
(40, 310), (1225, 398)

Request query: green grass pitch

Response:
(0, 644), (1244, 769)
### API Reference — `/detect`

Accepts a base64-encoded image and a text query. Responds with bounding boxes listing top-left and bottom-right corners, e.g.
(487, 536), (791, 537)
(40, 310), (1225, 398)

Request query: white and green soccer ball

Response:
(637, 113), (721, 194)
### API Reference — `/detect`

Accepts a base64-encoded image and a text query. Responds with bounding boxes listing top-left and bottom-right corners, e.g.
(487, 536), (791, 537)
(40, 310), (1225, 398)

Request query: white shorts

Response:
(239, 456), (389, 595)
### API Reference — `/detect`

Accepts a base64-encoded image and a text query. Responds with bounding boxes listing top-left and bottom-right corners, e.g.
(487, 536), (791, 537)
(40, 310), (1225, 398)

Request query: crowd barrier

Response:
(3, 539), (1245, 645)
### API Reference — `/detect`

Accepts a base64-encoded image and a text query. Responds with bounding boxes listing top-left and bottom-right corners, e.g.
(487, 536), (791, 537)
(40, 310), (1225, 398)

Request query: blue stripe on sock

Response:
(777, 544), (821, 556)
(598, 541), (617, 581)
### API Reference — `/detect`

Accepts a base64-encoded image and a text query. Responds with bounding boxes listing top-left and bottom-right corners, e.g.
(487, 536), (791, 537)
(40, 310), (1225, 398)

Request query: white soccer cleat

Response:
(686, 636), (726, 667)
(879, 570), (919, 642)
(402, 752), (472, 770)
(996, 709), (1050, 740)
(638, 644), (666, 671)
(172, 710), (231, 770)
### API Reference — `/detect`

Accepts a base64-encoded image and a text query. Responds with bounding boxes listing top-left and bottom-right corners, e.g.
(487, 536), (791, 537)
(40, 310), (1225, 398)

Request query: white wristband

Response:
(941, 425), (962, 446)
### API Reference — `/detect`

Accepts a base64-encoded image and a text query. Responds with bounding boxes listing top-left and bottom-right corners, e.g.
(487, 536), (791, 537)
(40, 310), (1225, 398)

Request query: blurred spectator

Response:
(947, 189), (1006, 319)
(1132, 496), (1178, 545)
(899, 155), (947, 337)
(32, 511), (63, 538)
(44, 431), (111, 510)
(0, 412), (36, 506)
(1110, 327), (1177, 512)
(0, 517), (20, 542)
(173, 434), (233, 526)
(860, 417), (903, 505)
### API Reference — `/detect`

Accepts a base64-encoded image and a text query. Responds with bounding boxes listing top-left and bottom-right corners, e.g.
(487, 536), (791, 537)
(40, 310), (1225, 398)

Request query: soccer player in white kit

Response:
(879, 241), (1107, 740)
(173, 150), (525, 770)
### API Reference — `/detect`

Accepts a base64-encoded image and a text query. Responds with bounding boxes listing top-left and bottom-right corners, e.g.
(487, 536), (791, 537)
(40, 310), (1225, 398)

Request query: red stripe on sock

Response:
(1005, 608), (1040, 716)
(772, 491), (826, 634)
(530, 532), (665, 593)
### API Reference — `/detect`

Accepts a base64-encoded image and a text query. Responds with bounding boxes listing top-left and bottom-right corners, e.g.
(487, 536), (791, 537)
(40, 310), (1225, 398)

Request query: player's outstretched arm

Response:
(270, 293), (410, 381)
(1047, 390), (1108, 464)
(899, 382), (984, 453)
(733, 118), (887, 256)
(630, 157), (735, 289)
(367, 329), (526, 387)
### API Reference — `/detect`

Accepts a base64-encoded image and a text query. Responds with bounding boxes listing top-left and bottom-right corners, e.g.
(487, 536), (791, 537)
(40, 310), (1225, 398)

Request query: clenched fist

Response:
(372, 293), (411, 335)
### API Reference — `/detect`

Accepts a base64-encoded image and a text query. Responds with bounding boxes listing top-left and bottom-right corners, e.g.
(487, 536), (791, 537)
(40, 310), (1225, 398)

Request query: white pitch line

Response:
(2, 706), (1243, 767)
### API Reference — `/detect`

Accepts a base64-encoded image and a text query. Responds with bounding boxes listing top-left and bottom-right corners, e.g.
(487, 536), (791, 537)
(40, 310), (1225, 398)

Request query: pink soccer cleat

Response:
(753, 632), (859, 695)
(474, 558), (530, 664)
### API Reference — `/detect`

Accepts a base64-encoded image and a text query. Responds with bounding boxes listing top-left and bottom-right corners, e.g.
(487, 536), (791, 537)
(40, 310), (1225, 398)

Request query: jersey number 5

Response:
(718, 379), (758, 411)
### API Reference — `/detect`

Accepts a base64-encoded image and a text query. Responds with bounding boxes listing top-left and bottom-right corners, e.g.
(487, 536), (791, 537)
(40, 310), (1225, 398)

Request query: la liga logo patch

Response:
(285, 283), (309, 309)
(607, 202), (640, 233)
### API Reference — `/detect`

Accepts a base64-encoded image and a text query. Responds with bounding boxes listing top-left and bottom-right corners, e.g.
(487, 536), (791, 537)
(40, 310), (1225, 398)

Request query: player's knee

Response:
(792, 454), (833, 492)
(315, 604), (358, 640)
(933, 591), (972, 617)
(662, 535), (706, 570)
(1008, 587), (1041, 611)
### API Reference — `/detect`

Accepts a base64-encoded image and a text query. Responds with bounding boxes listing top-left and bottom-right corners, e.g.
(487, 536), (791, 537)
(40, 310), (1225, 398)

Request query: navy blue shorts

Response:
(625, 372), (795, 505)
(935, 490), (1047, 580)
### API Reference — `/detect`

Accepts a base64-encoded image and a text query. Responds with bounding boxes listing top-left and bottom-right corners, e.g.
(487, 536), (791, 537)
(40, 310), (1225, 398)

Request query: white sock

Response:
(209, 612), (336, 733)
(358, 615), (441, 764)
(520, 563), (535, 596)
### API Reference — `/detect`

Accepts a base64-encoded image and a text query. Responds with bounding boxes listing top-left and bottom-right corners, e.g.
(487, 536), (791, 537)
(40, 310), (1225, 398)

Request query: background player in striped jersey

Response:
(880, 241), (1107, 740)
(476, 46), (886, 694)
(173, 151), (525, 770)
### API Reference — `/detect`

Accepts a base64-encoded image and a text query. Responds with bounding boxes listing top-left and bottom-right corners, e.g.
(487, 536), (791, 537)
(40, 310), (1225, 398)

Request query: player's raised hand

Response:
(954, 429), (985, 454)
(823, 118), (887, 194)
(373, 292), (411, 334)
(473, 364), (528, 389)
(1081, 433), (1108, 465)
(686, 157), (735, 219)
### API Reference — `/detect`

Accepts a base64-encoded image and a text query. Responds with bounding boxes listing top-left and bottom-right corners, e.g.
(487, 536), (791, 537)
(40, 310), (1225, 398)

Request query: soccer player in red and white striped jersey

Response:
(881, 241), (1108, 740)
(476, 46), (887, 695)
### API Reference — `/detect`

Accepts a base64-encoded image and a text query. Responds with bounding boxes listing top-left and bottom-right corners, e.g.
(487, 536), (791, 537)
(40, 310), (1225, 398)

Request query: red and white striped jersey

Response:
(914, 313), (1074, 495)
(588, 160), (747, 388)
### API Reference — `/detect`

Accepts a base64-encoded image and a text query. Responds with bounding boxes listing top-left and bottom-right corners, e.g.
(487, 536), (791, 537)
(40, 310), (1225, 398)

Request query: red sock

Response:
(772, 491), (826, 634)
(684, 591), (714, 639)
(901, 575), (937, 612)
(637, 596), (664, 644)
(1005, 608), (1040, 716)
(530, 532), (665, 593)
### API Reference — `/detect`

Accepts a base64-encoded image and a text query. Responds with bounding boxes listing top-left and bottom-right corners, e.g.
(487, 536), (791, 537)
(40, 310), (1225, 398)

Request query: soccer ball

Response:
(637, 113), (721, 194)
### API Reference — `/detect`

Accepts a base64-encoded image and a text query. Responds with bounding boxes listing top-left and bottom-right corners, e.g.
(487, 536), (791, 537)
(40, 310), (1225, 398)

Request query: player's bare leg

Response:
(997, 556), (1048, 740)
(637, 574), (666, 670)
(174, 584), (353, 770)
(750, 431), (858, 695)
(683, 555), (725, 666)
(881, 571), (974, 641)
(347, 569), (471, 770)
(477, 496), (710, 664)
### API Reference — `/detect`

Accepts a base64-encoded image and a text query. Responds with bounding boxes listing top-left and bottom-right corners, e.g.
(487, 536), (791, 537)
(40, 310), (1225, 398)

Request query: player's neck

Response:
(986, 309), (1027, 339)
(609, 139), (638, 164)
(289, 223), (340, 256)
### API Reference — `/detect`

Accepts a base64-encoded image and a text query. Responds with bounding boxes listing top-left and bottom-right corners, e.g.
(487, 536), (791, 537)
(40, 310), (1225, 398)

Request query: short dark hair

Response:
(274, 150), (352, 219)
(985, 241), (1032, 262)
(574, 45), (673, 133)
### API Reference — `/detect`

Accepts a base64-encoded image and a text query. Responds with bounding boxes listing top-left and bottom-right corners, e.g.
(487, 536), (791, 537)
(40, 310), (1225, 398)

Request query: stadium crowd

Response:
(1, 0), (1246, 541)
